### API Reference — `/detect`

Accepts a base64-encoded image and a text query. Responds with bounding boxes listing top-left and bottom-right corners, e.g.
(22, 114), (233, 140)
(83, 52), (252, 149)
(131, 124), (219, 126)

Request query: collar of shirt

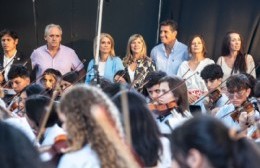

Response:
(4, 51), (17, 65)
(162, 39), (180, 53)
(44, 44), (61, 56)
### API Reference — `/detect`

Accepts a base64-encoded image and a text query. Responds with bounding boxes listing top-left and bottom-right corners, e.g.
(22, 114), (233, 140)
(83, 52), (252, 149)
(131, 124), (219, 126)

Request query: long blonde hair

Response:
(93, 33), (116, 58)
(123, 34), (147, 66)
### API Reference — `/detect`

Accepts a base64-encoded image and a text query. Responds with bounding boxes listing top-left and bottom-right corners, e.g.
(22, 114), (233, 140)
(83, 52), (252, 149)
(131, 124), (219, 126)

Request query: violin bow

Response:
(60, 65), (95, 93)
(35, 77), (62, 145)
(120, 85), (132, 145)
(6, 59), (87, 108)
(249, 62), (260, 75)
(0, 54), (20, 74)
(91, 104), (141, 167)
(114, 70), (127, 83)
(4, 73), (45, 106)
(220, 100), (254, 119)
(29, 58), (87, 97)
(129, 70), (149, 91)
(1, 56), (30, 86)
(192, 76), (229, 105)
(74, 58), (87, 71)
(201, 66), (258, 108)
(181, 68), (190, 78)
(72, 58), (87, 81)
(220, 106), (240, 119)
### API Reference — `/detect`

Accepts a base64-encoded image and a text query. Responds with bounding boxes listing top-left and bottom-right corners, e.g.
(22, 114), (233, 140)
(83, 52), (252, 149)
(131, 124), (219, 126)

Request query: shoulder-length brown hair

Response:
(123, 34), (147, 66)
(188, 34), (207, 57)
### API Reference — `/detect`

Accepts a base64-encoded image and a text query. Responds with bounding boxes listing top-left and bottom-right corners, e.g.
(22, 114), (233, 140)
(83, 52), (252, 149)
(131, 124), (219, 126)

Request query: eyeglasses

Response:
(227, 89), (246, 98)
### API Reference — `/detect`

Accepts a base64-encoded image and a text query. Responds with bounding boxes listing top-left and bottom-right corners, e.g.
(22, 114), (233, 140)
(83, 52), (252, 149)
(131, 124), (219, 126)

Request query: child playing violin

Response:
(142, 71), (167, 103)
(40, 68), (62, 97)
(198, 64), (229, 114)
(60, 71), (79, 93)
(6, 65), (30, 114)
(41, 69), (62, 89)
(216, 74), (259, 138)
(150, 76), (192, 134)
(25, 95), (65, 146)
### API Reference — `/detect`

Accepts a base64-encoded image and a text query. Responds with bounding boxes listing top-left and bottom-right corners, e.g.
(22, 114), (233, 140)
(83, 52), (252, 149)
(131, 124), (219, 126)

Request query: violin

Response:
(208, 89), (222, 104)
(149, 101), (178, 122)
(148, 101), (178, 113)
(8, 96), (22, 115)
(9, 101), (19, 112)
(39, 134), (69, 165)
(206, 89), (222, 110)
(230, 101), (254, 122)
(193, 88), (222, 106)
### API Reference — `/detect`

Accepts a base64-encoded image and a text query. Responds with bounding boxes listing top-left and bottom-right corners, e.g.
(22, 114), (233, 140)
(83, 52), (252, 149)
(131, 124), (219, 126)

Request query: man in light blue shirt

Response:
(151, 20), (189, 76)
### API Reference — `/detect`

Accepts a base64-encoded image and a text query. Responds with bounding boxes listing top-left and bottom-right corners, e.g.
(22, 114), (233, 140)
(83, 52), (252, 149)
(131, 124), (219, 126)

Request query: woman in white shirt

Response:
(177, 35), (214, 104)
(217, 31), (256, 81)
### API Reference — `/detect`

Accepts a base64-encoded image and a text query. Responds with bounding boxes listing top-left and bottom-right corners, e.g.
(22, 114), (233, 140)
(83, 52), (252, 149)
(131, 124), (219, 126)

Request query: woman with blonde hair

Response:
(57, 84), (139, 168)
(85, 33), (124, 83)
(123, 34), (155, 90)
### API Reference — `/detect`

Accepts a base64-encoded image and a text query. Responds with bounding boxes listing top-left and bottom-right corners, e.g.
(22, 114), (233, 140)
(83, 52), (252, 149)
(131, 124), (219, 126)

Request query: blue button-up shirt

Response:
(151, 40), (189, 76)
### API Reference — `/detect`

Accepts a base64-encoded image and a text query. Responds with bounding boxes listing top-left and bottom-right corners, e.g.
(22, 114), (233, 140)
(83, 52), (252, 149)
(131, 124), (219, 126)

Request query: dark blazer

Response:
(0, 51), (31, 71)
(0, 51), (33, 86)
